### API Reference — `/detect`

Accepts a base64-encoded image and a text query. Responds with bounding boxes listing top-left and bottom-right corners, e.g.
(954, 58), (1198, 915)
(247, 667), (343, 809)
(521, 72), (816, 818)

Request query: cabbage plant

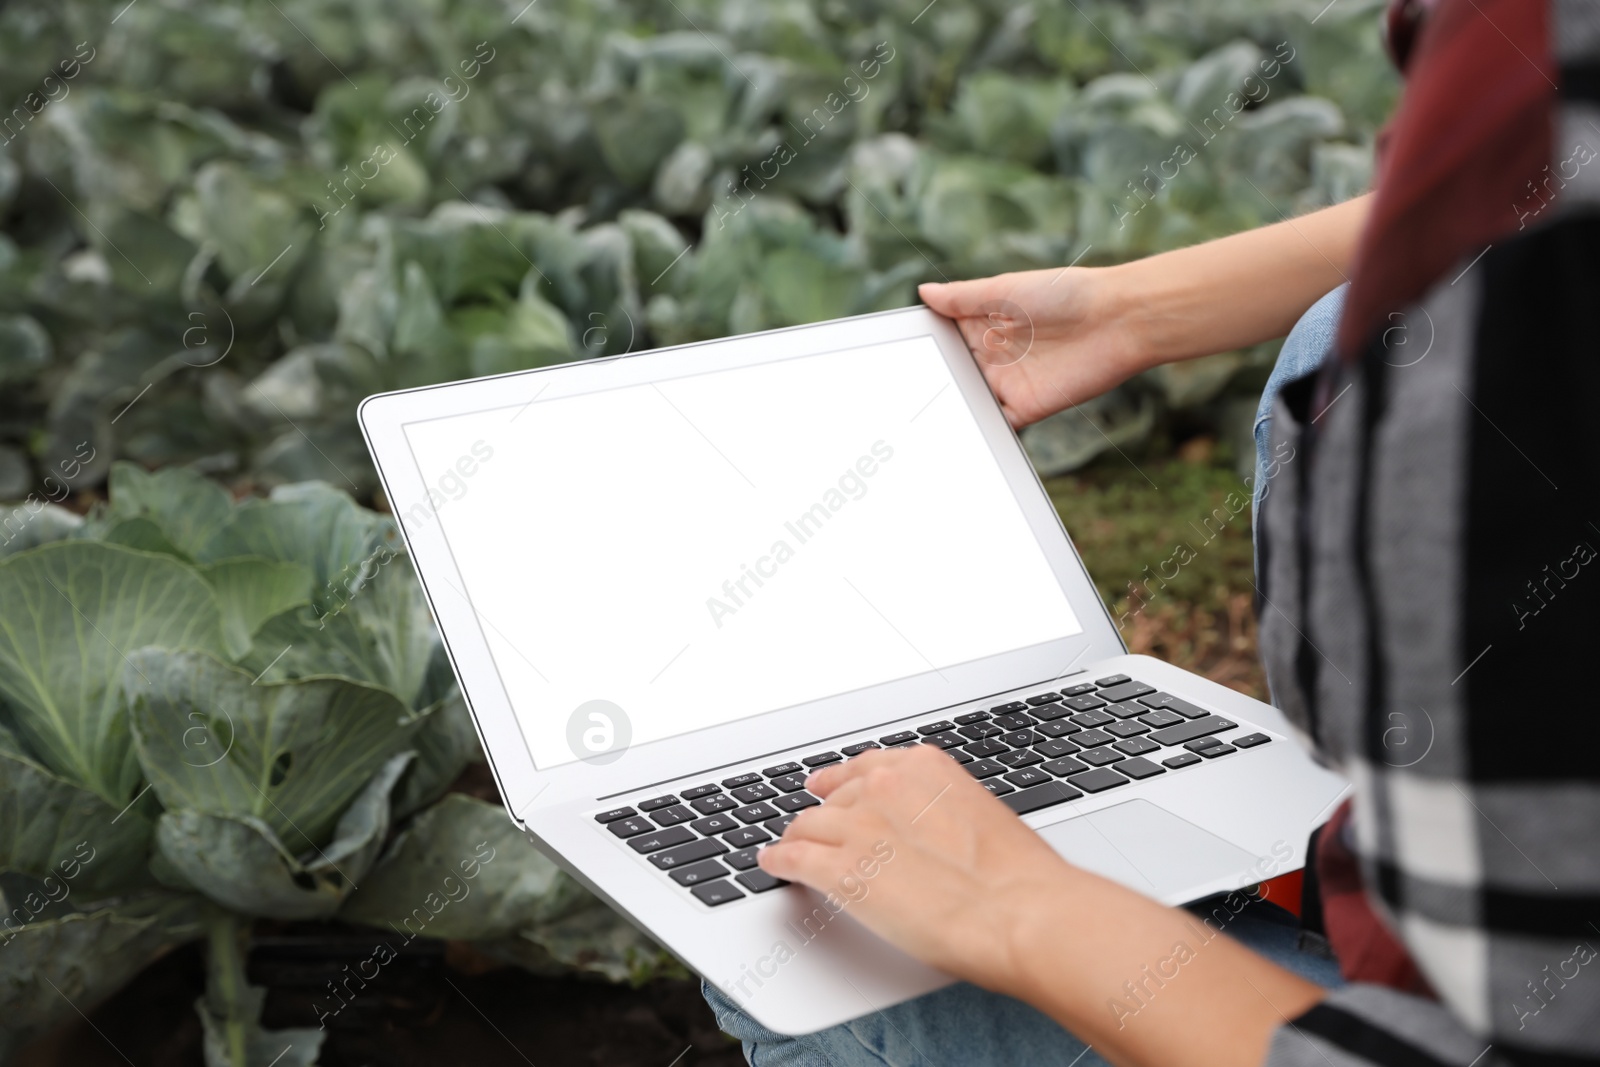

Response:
(0, 465), (667, 1065)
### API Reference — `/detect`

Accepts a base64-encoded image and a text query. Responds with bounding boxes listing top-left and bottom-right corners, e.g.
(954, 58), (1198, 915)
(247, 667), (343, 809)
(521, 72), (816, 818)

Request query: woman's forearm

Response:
(1003, 869), (1326, 1067)
(1112, 193), (1372, 369)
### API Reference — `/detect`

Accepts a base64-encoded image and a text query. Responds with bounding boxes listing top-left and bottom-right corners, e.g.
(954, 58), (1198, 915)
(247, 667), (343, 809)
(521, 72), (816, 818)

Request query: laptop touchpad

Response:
(1037, 800), (1261, 902)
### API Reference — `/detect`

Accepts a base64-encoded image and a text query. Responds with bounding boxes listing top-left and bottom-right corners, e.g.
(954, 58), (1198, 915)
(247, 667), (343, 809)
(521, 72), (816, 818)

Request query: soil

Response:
(17, 934), (747, 1066)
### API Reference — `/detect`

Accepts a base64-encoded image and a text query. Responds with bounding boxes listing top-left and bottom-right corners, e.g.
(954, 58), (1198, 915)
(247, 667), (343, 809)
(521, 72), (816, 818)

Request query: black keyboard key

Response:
(595, 806), (636, 824)
(1233, 733), (1272, 748)
(1114, 757), (1166, 780)
(1028, 702), (1073, 721)
(770, 773), (808, 793)
(1033, 738), (1080, 758)
(1097, 681), (1156, 703)
(996, 748), (1043, 768)
(773, 791), (821, 813)
(637, 795), (678, 812)
(1042, 755), (1089, 777)
(763, 815), (797, 837)
(1035, 719), (1081, 738)
(680, 783), (722, 801)
(1066, 767), (1129, 794)
(1069, 710), (1114, 728)
(692, 794), (739, 815)
(1079, 747), (1125, 767)
(1138, 693), (1211, 719)
(670, 859), (729, 886)
(958, 722), (1002, 740)
(917, 720), (956, 735)
(1001, 780), (1082, 814)
(921, 732), (963, 750)
(1162, 752), (1202, 769)
(722, 772), (762, 788)
(736, 869), (789, 893)
(627, 826), (696, 853)
(1104, 720), (1150, 739)
(650, 805), (696, 827)
(1004, 767), (1054, 789)
(731, 782), (778, 803)
(723, 826), (771, 848)
(1058, 683), (1097, 696)
(991, 701), (1028, 713)
(992, 712), (1036, 731)
(1094, 674), (1131, 687)
(690, 880), (744, 906)
(1113, 736), (1161, 756)
(725, 845), (762, 869)
(763, 762), (802, 778)
(691, 814), (739, 835)
(733, 803), (780, 824)
(880, 730), (917, 746)
(953, 710), (991, 725)
(965, 758), (1007, 779)
(606, 816), (653, 838)
(1074, 729), (1115, 748)
(1105, 702), (1149, 720)
(1199, 744), (1237, 758)
(1138, 709), (1185, 729)
(963, 739), (1009, 758)
(946, 748), (974, 765)
(842, 740), (881, 756)
(649, 837), (728, 869)
(1063, 695), (1108, 712)
(1185, 737), (1226, 753)
(1025, 693), (1061, 706)
(1149, 715), (1237, 747)
(802, 752), (842, 767)
(981, 779), (1014, 797)
(999, 729), (1042, 747)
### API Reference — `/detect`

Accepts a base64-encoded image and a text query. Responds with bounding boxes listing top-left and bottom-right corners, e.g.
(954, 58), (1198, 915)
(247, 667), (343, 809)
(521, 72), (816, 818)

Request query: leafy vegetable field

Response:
(0, 0), (1397, 1062)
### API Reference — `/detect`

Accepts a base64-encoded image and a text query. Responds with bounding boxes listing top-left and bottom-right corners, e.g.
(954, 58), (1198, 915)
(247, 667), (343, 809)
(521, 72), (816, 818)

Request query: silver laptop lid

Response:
(360, 306), (1124, 817)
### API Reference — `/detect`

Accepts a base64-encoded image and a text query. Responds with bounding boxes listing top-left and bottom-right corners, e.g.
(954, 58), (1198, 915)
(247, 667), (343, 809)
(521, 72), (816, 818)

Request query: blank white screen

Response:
(402, 335), (1081, 769)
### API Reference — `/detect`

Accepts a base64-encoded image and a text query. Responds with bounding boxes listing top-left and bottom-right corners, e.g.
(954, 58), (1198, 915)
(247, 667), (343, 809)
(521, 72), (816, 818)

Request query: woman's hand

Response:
(756, 744), (1078, 996)
(916, 194), (1373, 430)
(918, 267), (1148, 429)
(757, 743), (1330, 1067)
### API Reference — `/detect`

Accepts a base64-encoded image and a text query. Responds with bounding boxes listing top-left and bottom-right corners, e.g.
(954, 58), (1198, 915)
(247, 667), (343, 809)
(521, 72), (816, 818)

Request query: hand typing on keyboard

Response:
(757, 743), (1326, 1063)
(757, 743), (1079, 995)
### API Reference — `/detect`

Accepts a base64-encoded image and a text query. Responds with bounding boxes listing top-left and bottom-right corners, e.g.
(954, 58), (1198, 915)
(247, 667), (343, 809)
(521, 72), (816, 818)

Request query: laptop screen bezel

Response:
(359, 305), (1125, 818)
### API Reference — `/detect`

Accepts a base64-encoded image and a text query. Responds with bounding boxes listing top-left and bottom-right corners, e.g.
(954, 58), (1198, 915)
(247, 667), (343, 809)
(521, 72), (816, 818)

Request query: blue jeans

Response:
(1251, 284), (1346, 532)
(702, 899), (1342, 1067)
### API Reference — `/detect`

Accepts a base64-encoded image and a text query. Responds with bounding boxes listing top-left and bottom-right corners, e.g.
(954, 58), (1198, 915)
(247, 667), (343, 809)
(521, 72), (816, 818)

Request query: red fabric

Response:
(1260, 871), (1304, 917)
(1336, 0), (1554, 361)
(1315, 802), (1435, 996)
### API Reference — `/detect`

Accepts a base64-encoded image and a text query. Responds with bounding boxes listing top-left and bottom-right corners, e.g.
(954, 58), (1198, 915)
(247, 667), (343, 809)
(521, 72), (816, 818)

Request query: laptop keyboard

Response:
(592, 675), (1272, 907)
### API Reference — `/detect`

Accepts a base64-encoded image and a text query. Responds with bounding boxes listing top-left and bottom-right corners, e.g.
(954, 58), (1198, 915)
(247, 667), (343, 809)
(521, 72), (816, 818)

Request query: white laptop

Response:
(359, 305), (1348, 1036)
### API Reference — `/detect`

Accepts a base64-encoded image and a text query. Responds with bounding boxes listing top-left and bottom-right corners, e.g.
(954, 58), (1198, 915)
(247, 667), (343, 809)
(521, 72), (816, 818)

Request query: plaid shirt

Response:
(1257, 1), (1600, 1065)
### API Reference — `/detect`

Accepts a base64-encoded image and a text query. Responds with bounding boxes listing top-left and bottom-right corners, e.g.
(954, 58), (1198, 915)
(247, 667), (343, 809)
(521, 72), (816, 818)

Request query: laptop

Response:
(358, 305), (1349, 1035)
